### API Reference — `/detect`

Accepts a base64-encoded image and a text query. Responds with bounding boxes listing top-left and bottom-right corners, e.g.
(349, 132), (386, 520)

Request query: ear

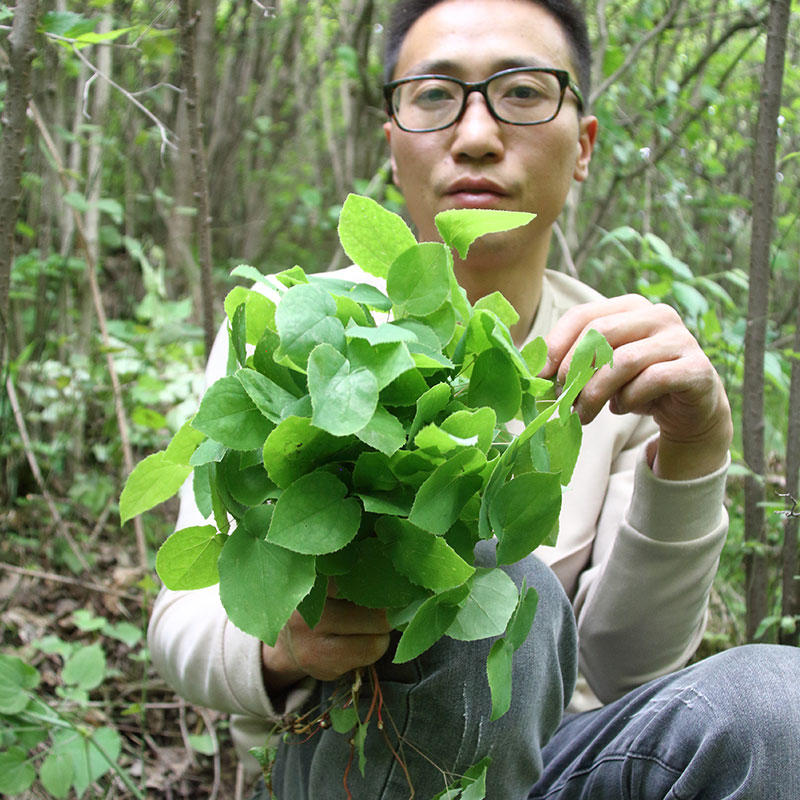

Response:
(383, 120), (401, 188)
(573, 115), (598, 183)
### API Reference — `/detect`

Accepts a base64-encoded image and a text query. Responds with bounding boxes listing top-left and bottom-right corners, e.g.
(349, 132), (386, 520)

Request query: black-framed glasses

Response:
(383, 66), (584, 133)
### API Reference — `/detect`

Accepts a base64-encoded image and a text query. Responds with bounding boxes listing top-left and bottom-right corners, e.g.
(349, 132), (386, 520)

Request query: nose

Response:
(450, 92), (505, 162)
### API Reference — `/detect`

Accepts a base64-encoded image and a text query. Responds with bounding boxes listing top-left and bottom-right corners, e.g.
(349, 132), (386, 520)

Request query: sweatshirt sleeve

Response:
(573, 435), (729, 703)
(147, 318), (315, 747)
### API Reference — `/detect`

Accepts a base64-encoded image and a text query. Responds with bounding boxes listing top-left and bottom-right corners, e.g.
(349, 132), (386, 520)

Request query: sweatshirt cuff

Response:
(626, 436), (729, 543)
(221, 622), (315, 720)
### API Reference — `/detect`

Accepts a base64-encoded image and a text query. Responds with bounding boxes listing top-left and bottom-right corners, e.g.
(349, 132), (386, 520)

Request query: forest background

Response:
(0, 0), (798, 797)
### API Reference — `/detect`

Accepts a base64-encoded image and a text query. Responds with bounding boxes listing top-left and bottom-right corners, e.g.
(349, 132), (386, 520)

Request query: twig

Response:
(4, 376), (91, 571)
(0, 561), (140, 600)
(552, 221), (578, 278)
(177, 697), (198, 767)
(27, 99), (149, 571)
(197, 707), (222, 800)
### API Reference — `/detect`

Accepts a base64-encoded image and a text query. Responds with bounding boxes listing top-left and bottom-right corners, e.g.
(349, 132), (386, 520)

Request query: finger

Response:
(541, 295), (652, 377)
(570, 331), (685, 423)
(554, 303), (682, 387)
(295, 599), (392, 637)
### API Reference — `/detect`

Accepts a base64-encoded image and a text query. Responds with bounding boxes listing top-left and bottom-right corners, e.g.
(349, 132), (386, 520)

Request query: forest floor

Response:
(1, 493), (249, 800)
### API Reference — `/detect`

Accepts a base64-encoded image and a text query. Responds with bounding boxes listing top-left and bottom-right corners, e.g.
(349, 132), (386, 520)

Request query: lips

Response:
(444, 177), (509, 209)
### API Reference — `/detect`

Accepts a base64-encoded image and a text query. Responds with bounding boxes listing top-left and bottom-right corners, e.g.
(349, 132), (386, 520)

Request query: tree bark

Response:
(779, 304), (800, 646)
(179, 0), (217, 357)
(743, 0), (791, 641)
(0, 0), (39, 367)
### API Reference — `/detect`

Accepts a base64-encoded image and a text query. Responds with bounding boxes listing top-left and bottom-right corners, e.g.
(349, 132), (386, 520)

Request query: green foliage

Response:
(0, 644), (142, 799)
(122, 197), (611, 726)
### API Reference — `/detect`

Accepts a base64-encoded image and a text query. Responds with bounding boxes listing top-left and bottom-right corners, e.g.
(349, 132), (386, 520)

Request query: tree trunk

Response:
(179, 0), (217, 357)
(779, 304), (800, 646)
(743, 0), (791, 641)
(0, 0), (39, 367)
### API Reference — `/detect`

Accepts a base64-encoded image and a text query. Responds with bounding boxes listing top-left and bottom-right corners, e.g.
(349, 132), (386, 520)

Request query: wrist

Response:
(652, 421), (732, 481)
(261, 641), (307, 693)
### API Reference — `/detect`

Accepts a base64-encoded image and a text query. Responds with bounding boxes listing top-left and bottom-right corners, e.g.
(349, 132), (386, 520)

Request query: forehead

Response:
(394, 0), (574, 80)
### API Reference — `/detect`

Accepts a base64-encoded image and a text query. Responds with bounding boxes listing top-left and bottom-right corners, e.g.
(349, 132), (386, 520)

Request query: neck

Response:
(453, 229), (551, 347)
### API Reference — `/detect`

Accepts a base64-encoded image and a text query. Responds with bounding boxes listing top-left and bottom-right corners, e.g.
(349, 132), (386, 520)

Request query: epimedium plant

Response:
(120, 194), (610, 793)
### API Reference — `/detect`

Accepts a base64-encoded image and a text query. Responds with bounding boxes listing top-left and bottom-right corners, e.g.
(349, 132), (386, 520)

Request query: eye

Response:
(409, 81), (459, 107)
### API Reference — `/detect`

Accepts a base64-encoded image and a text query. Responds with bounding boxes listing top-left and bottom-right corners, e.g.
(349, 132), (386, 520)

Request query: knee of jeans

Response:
(692, 644), (800, 742)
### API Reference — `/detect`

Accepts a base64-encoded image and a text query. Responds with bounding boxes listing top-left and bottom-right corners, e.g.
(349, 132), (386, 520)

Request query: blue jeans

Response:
(261, 548), (800, 799)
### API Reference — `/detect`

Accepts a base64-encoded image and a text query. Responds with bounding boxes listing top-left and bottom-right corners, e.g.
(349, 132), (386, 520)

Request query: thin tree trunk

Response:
(0, 0), (39, 367)
(743, 0), (791, 641)
(779, 306), (800, 646)
(179, 0), (216, 357)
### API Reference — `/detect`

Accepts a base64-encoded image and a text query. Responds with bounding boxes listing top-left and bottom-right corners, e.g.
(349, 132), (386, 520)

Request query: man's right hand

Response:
(261, 583), (392, 692)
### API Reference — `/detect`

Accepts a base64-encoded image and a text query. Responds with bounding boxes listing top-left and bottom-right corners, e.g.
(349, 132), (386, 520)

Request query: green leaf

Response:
(408, 381), (452, 440)
(51, 726), (121, 797)
(559, 329), (613, 420)
(329, 705), (359, 734)
(387, 243), (451, 316)
(0, 747), (35, 795)
(156, 526), (224, 590)
(473, 292), (519, 328)
(445, 567), (518, 641)
(487, 638), (513, 720)
(347, 339), (415, 390)
(188, 734), (217, 756)
(262, 416), (349, 488)
(120, 451), (191, 524)
(310, 275), (392, 311)
(440, 408), (497, 453)
(393, 595), (460, 663)
(345, 323), (417, 345)
(337, 194), (417, 279)
(333, 538), (425, 608)
(0, 655), (38, 714)
(297, 574), (328, 629)
(224, 286), (277, 343)
(39, 750), (74, 799)
(520, 337), (548, 376)
(506, 582), (539, 651)
(491, 472), (562, 565)
(435, 208), (535, 260)
(41, 11), (97, 37)
(355, 405), (407, 456)
(376, 516), (474, 591)
(467, 348), (522, 424)
(308, 343), (379, 436)
(163, 422), (205, 465)
(218, 506), (316, 645)
(62, 643), (106, 690)
(409, 448), (485, 535)
(217, 450), (277, 506)
(545, 413), (582, 485)
(267, 470), (361, 555)
(189, 438), (226, 467)
(236, 367), (296, 425)
(192, 375), (273, 450)
(275, 283), (346, 366)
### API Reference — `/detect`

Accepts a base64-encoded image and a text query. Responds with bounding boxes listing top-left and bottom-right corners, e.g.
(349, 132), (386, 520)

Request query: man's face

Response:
(385, 0), (596, 251)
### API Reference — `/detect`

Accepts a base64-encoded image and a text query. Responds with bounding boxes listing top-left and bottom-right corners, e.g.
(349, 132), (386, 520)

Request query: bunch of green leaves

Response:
(0, 650), (142, 799)
(121, 195), (611, 724)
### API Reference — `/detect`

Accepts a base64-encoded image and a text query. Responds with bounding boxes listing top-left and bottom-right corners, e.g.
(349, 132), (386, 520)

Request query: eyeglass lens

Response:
(391, 70), (564, 131)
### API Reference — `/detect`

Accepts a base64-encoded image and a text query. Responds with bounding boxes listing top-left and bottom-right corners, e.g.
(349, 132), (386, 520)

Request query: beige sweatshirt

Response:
(148, 267), (728, 769)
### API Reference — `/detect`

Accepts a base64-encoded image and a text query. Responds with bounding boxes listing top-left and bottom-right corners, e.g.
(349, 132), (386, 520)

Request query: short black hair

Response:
(383, 0), (592, 109)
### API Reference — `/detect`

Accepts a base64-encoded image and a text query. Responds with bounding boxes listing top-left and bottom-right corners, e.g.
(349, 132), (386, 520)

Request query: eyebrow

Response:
(401, 56), (552, 78)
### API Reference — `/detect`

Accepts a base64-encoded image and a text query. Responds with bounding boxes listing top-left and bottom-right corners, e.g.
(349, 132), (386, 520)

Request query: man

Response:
(149, 0), (800, 797)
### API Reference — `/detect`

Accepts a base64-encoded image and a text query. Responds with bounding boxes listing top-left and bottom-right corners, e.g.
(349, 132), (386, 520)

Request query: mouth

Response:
(444, 178), (509, 209)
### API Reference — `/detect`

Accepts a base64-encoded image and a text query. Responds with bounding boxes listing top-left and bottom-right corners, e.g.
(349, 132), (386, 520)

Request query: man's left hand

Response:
(539, 294), (733, 480)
